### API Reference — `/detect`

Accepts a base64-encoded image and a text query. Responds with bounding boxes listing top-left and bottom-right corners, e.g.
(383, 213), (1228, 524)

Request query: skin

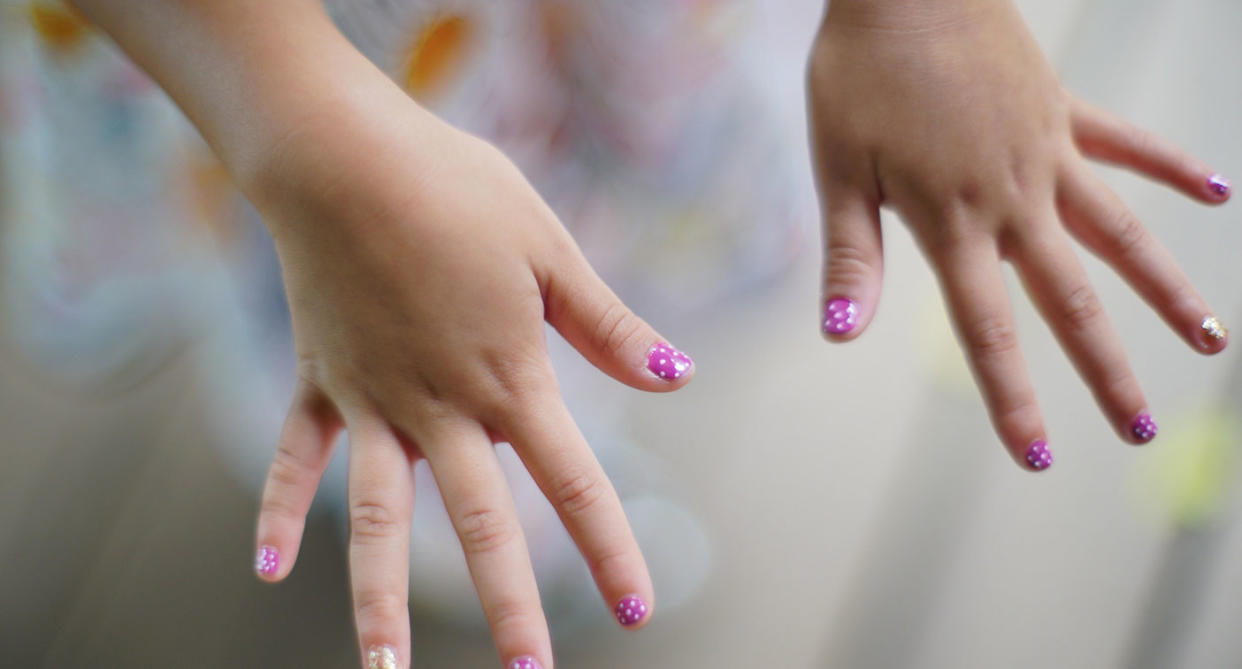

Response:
(811, 0), (1229, 467)
(56, 0), (1228, 664)
(67, 1), (685, 667)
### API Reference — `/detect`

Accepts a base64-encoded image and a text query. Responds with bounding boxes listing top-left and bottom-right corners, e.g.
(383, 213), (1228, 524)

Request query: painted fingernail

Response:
(1202, 315), (1228, 342)
(254, 545), (279, 578)
(367, 645), (398, 669)
(1208, 174), (1231, 198)
(823, 297), (859, 335)
(1130, 412), (1158, 443)
(1025, 440), (1053, 471)
(507, 656), (544, 669)
(614, 594), (649, 627)
(647, 342), (692, 381)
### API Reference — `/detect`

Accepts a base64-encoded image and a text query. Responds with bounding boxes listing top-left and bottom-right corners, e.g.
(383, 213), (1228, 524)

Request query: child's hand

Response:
(249, 93), (692, 669)
(809, 0), (1229, 469)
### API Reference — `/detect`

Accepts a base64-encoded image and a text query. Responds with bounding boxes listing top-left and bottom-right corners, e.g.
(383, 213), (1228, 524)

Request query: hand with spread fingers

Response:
(65, 2), (690, 667)
(246, 85), (689, 669)
(809, 0), (1229, 470)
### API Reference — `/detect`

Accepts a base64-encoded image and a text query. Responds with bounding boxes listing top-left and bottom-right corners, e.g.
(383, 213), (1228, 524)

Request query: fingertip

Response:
(1195, 315), (1229, 355)
(821, 296), (864, 341)
(644, 341), (694, 386)
(1206, 174), (1232, 204)
(1127, 411), (1159, 445)
(613, 593), (652, 630)
(1022, 439), (1055, 473)
(254, 544), (284, 582)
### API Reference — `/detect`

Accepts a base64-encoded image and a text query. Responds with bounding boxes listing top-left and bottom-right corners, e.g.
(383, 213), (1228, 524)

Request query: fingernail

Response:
(254, 545), (279, 578)
(1025, 440), (1053, 471)
(1130, 412), (1158, 444)
(647, 342), (692, 381)
(1208, 174), (1231, 198)
(1202, 315), (1228, 342)
(823, 297), (859, 335)
(614, 594), (649, 627)
(367, 645), (398, 669)
(507, 656), (544, 669)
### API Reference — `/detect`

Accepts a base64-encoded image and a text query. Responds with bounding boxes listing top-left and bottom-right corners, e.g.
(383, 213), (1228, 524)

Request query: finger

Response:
(1070, 98), (1231, 204)
(819, 185), (884, 341)
(427, 422), (552, 669)
(499, 397), (653, 630)
(254, 381), (343, 581)
(930, 234), (1051, 471)
(1057, 160), (1229, 355)
(1009, 225), (1154, 444)
(541, 240), (694, 393)
(346, 418), (415, 669)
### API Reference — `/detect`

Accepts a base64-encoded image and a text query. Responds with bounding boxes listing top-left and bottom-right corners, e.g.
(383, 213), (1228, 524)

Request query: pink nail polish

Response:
(1025, 440), (1053, 471)
(507, 656), (544, 669)
(823, 297), (859, 335)
(647, 342), (692, 381)
(1130, 412), (1158, 443)
(1209, 174), (1231, 198)
(614, 594), (649, 627)
(254, 545), (279, 578)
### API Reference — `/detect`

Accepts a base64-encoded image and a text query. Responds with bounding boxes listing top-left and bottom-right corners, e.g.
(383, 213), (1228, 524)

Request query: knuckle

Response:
(963, 316), (1020, 360)
(551, 470), (606, 517)
(1108, 209), (1148, 257)
(592, 302), (646, 361)
(350, 501), (403, 541)
(993, 399), (1041, 445)
(586, 544), (631, 576)
(457, 507), (514, 556)
(485, 599), (534, 636)
(354, 591), (407, 624)
(824, 243), (874, 288)
(1059, 284), (1104, 332)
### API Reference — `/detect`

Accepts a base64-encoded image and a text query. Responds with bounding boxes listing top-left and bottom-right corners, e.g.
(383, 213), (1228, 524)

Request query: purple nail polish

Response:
(647, 342), (692, 381)
(614, 594), (649, 627)
(1131, 412), (1158, 443)
(1209, 174), (1231, 198)
(1025, 440), (1053, 471)
(823, 297), (859, 335)
(254, 545), (279, 578)
(507, 656), (544, 669)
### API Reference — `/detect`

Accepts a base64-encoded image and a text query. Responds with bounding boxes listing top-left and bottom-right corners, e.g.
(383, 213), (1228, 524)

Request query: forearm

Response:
(824, 0), (994, 31)
(64, 0), (412, 191)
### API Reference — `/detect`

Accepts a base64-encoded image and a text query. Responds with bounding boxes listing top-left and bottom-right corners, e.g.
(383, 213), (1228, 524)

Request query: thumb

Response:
(543, 246), (694, 392)
(820, 187), (884, 340)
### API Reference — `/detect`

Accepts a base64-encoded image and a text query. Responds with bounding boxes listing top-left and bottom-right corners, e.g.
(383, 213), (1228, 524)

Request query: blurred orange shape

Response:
(402, 14), (474, 101)
(27, 2), (91, 52)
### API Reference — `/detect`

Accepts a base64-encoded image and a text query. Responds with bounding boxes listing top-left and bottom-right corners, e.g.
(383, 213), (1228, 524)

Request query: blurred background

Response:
(2, 0), (1241, 667)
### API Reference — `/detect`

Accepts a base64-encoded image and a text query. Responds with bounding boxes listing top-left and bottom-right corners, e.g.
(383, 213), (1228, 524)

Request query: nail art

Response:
(614, 594), (649, 627)
(508, 656), (544, 669)
(1202, 316), (1228, 341)
(254, 545), (279, 578)
(1025, 440), (1053, 471)
(823, 297), (859, 335)
(1130, 412), (1158, 443)
(1209, 174), (1231, 198)
(367, 645), (398, 669)
(647, 342), (692, 381)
